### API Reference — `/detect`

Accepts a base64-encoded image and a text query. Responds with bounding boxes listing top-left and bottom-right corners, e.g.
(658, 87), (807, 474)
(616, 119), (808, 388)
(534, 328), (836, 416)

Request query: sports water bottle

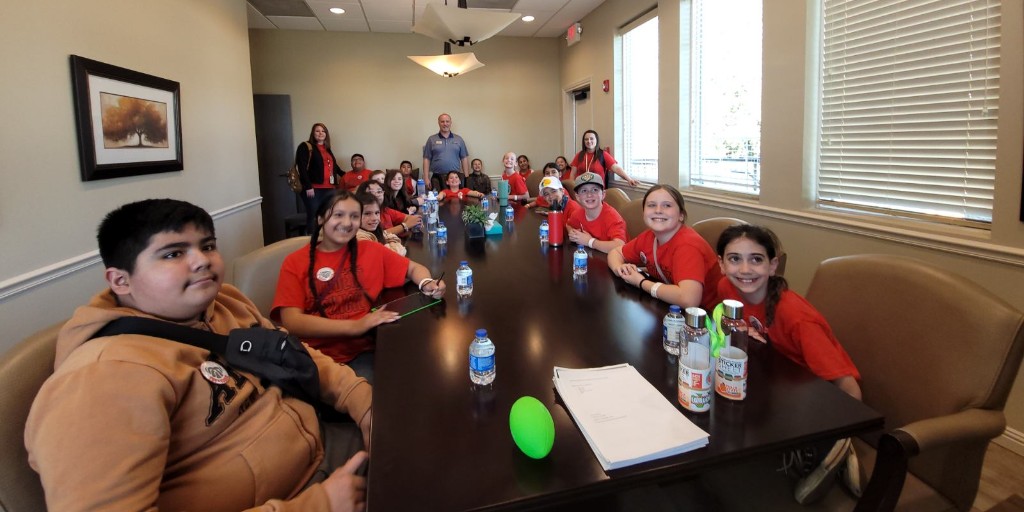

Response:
(573, 244), (588, 276)
(437, 221), (447, 245)
(505, 204), (514, 221)
(663, 305), (684, 356)
(456, 260), (473, 298)
(469, 328), (495, 385)
(678, 307), (712, 413)
(481, 195), (490, 211)
(416, 179), (426, 198)
(716, 300), (749, 401)
(539, 220), (549, 243)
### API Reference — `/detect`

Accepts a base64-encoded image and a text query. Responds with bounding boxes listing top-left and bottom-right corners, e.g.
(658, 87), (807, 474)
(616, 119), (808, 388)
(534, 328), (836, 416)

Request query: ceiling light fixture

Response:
(522, 15), (535, 22)
(329, 7), (345, 14)
(408, 42), (484, 78)
(412, 1), (520, 47)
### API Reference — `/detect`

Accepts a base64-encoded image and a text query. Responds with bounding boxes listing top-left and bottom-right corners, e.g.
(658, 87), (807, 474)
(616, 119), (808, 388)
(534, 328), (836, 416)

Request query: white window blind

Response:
(621, 13), (659, 183)
(817, 0), (1000, 223)
(691, 0), (762, 195)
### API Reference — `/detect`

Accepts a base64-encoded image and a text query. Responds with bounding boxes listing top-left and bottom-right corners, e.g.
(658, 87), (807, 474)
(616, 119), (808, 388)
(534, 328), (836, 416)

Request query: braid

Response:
(307, 223), (327, 317)
(764, 275), (789, 327)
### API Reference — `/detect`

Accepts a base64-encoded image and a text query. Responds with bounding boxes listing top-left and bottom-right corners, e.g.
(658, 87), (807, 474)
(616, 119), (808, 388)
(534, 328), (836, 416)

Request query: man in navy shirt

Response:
(422, 113), (469, 190)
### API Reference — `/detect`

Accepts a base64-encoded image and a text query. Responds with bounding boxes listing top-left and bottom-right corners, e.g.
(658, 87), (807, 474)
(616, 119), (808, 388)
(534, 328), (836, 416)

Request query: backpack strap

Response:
(91, 316), (228, 353)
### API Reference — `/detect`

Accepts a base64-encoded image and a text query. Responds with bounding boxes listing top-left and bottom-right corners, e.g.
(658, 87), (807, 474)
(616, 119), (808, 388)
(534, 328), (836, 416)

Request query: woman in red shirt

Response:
(570, 130), (638, 187)
(295, 123), (344, 234)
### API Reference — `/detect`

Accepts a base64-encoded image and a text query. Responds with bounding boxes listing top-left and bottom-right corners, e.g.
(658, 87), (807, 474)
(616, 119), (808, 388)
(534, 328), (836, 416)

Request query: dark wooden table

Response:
(367, 200), (882, 511)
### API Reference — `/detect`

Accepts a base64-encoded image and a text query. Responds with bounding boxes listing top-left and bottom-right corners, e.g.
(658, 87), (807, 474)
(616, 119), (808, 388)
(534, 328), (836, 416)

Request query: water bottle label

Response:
(457, 273), (472, 287)
(574, 254), (587, 267)
(470, 354), (494, 372)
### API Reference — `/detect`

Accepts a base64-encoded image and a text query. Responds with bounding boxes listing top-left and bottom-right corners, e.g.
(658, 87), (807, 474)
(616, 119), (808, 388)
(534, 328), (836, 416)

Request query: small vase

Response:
(466, 223), (486, 238)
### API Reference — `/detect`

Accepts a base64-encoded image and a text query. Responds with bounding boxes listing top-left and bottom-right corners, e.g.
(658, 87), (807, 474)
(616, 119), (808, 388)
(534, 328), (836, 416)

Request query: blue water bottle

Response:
(437, 221), (447, 245)
(539, 220), (549, 243)
(573, 244), (588, 276)
(416, 179), (426, 198)
(505, 204), (514, 221)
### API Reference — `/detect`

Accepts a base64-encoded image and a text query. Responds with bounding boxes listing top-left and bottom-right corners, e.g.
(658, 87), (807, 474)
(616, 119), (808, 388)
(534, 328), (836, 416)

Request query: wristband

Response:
(639, 278), (650, 291)
(401, 223), (408, 232)
(649, 282), (662, 299)
(418, 277), (434, 291)
(588, 238), (596, 249)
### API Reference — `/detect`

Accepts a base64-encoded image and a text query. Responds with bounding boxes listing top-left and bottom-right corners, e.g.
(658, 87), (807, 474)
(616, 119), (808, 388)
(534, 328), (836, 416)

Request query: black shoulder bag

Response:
(91, 317), (321, 403)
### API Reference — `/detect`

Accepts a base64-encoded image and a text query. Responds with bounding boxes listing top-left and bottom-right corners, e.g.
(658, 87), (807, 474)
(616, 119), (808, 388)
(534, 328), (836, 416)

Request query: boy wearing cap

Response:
(525, 163), (562, 209)
(539, 176), (582, 239)
(567, 172), (629, 253)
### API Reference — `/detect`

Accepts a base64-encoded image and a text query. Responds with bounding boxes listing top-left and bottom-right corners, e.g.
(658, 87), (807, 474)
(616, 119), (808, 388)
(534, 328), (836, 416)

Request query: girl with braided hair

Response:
(271, 190), (445, 383)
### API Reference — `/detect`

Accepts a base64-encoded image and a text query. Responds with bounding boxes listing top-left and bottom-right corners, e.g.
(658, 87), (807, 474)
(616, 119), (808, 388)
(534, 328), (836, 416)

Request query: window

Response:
(690, 0), (763, 195)
(817, 0), (1000, 224)
(621, 13), (659, 184)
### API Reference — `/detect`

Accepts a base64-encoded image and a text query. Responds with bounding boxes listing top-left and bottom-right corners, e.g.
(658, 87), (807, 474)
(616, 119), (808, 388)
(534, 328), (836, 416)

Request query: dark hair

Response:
(575, 130), (608, 186)
(383, 169), (414, 211)
(642, 184), (688, 222)
(350, 153), (365, 166)
(306, 123), (332, 149)
(356, 192), (387, 243)
(471, 158), (483, 168)
(556, 155), (568, 167)
(716, 224), (789, 327)
(444, 170), (462, 188)
(98, 199), (214, 273)
(355, 180), (383, 197)
(307, 190), (365, 317)
(400, 160), (412, 168)
(542, 162), (559, 175)
(518, 155), (530, 164)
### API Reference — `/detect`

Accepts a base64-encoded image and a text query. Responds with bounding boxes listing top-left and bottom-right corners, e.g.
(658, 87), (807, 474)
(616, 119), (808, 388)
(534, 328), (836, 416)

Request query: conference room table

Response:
(366, 199), (882, 511)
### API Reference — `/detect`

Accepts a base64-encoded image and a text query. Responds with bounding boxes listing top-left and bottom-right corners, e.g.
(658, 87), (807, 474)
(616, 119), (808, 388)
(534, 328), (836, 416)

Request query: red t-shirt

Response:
(502, 172), (528, 196)
(567, 203), (628, 243)
(716, 278), (861, 382)
(405, 177), (417, 196)
(315, 145), (336, 189)
(619, 225), (722, 309)
(380, 207), (407, 231)
(342, 169), (373, 191)
(570, 150), (618, 182)
(437, 188), (474, 201)
(271, 241), (410, 363)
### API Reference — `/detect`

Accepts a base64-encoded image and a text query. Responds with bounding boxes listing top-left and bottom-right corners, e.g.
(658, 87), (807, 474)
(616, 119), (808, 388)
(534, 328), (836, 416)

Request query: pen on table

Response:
(425, 272), (444, 290)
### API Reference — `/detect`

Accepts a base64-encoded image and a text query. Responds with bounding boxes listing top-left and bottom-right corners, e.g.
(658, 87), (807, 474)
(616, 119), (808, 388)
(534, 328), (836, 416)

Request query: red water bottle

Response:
(547, 210), (564, 247)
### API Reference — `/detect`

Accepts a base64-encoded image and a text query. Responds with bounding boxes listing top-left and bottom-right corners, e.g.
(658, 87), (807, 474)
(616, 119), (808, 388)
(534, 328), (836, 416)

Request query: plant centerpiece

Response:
(461, 204), (488, 238)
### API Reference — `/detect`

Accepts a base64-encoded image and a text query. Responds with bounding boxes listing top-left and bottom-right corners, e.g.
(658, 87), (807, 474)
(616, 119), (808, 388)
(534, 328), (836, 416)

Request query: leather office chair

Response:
(232, 236), (309, 316)
(619, 198), (646, 240)
(691, 217), (788, 277)
(0, 323), (60, 512)
(561, 179), (577, 200)
(696, 254), (1024, 512)
(525, 172), (543, 200)
(604, 187), (631, 211)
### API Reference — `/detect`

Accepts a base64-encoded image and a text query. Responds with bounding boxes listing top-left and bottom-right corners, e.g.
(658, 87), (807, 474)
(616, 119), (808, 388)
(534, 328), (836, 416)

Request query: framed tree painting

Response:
(70, 55), (183, 181)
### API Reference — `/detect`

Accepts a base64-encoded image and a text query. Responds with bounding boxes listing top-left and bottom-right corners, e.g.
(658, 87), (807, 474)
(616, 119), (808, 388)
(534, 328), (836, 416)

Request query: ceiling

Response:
(247, 0), (606, 38)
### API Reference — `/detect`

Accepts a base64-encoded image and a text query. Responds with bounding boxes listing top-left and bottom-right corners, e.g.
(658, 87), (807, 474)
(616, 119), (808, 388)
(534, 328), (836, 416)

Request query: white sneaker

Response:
(840, 444), (863, 498)
(794, 438), (852, 505)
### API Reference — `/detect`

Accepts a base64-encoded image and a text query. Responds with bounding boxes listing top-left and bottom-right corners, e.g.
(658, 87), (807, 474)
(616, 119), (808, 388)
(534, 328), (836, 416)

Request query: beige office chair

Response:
(232, 236), (309, 316)
(697, 254), (1024, 512)
(619, 198), (646, 240)
(691, 217), (747, 249)
(0, 323), (61, 512)
(604, 188), (630, 211)
(561, 179), (577, 200)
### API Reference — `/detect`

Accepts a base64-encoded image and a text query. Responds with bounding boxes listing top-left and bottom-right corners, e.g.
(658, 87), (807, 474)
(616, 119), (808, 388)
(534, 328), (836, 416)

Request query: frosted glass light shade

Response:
(413, 2), (520, 46)
(407, 52), (485, 77)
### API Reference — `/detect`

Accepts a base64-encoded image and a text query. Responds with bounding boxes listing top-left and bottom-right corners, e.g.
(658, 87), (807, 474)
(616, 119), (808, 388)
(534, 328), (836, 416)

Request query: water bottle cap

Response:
(722, 299), (744, 319)
(418, 179), (424, 184)
(460, 260), (468, 265)
(669, 305), (682, 313)
(476, 328), (487, 337)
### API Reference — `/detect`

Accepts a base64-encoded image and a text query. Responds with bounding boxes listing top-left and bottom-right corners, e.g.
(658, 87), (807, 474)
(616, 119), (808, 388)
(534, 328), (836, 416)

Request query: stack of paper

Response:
(553, 364), (709, 471)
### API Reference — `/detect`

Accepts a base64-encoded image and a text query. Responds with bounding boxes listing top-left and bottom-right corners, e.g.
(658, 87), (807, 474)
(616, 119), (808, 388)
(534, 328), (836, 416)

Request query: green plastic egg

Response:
(509, 396), (555, 459)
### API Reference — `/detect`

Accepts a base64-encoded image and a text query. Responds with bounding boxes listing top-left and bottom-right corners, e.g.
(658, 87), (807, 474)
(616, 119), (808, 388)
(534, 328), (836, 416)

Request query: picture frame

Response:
(70, 55), (183, 181)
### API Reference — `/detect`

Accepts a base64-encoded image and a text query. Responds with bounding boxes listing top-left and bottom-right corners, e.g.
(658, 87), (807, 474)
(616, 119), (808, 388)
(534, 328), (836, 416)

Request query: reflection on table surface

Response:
(367, 199), (882, 511)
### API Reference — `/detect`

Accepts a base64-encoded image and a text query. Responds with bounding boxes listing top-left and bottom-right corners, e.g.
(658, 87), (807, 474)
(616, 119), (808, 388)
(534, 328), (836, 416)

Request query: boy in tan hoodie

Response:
(25, 199), (372, 512)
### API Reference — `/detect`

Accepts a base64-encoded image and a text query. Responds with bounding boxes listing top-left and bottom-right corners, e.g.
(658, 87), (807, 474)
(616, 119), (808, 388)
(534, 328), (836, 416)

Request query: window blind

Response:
(817, 0), (1000, 223)
(621, 13), (659, 183)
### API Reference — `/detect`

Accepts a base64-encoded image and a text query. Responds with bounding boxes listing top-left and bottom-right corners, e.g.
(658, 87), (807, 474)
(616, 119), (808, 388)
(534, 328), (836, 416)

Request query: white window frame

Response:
(618, 10), (659, 185)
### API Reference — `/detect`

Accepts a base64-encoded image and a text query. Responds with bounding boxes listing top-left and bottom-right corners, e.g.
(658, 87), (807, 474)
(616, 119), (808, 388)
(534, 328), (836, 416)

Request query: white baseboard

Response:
(994, 427), (1024, 457)
(0, 197), (261, 302)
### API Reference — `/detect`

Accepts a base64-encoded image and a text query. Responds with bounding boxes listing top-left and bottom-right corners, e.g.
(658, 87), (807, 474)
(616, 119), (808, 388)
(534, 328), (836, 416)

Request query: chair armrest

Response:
(853, 408), (1005, 512)
(895, 408), (1005, 457)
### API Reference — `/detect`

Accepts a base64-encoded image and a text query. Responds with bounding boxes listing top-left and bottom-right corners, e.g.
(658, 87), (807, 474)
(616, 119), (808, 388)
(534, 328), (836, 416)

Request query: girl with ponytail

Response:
(270, 190), (445, 383)
(714, 224), (861, 400)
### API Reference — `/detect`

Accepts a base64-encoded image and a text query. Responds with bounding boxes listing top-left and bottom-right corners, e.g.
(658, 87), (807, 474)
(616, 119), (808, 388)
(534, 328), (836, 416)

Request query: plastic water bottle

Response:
(469, 328), (495, 385)
(573, 244), (588, 276)
(505, 204), (514, 221)
(426, 192), (438, 235)
(539, 220), (549, 243)
(481, 196), (490, 211)
(678, 307), (712, 413)
(662, 305), (684, 356)
(491, 189), (498, 204)
(416, 179), (426, 198)
(456, 260), (473, 298)
(437, 221), (447, 245)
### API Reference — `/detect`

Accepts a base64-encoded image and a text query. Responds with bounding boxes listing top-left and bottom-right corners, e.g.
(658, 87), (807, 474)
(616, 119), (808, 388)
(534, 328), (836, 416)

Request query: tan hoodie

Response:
(25, 285), (371, 511)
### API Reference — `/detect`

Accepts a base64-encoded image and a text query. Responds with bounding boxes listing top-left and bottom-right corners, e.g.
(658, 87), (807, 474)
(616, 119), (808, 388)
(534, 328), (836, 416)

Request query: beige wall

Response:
(248, 30), (562, 175)
(0, 0), (264, 345)
(563, 0), (1024, 445)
